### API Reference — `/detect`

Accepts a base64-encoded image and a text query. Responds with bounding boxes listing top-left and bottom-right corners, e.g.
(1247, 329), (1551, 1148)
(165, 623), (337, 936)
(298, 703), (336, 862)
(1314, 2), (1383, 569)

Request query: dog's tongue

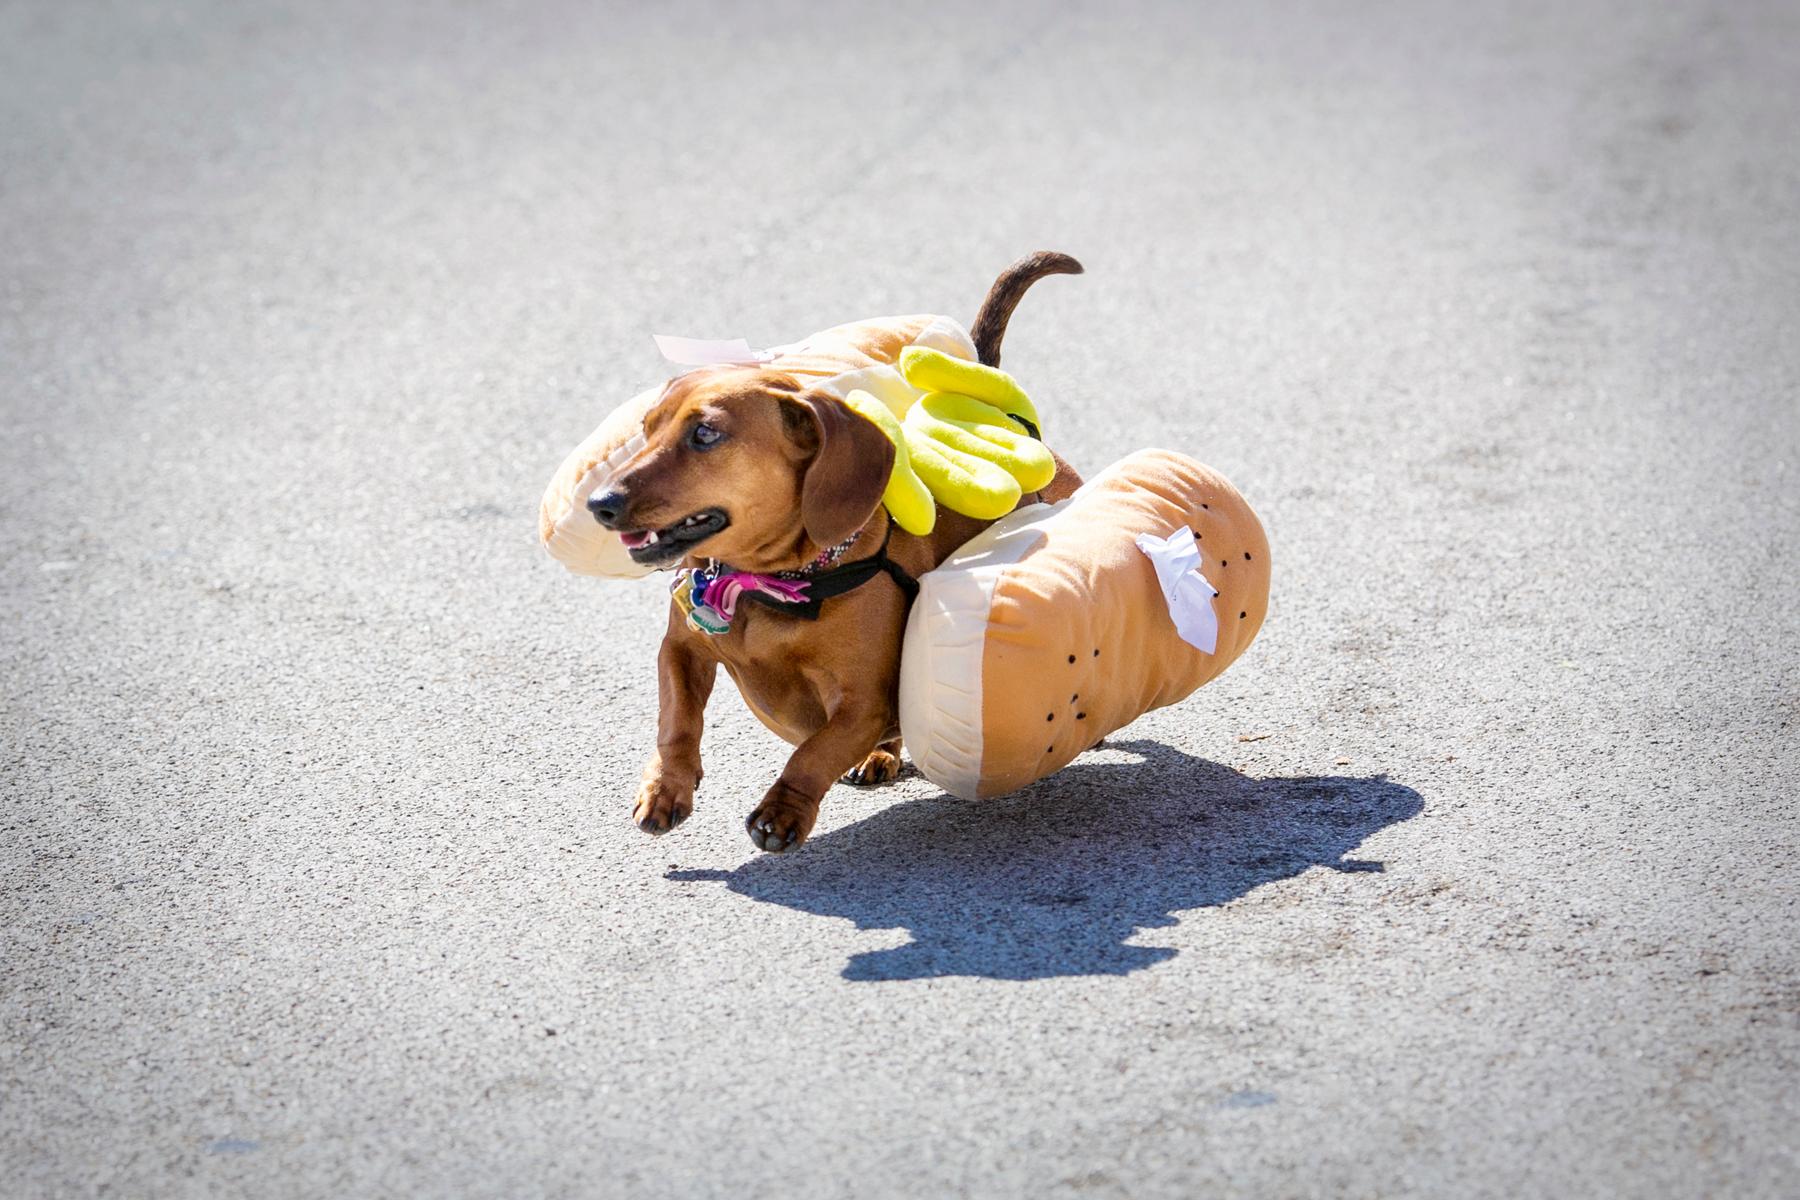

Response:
(619, 530), (654, 550)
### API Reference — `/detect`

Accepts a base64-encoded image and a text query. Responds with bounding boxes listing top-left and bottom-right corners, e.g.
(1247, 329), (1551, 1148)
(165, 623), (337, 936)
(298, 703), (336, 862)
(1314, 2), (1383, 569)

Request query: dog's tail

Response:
(970, 251), (1084, 367)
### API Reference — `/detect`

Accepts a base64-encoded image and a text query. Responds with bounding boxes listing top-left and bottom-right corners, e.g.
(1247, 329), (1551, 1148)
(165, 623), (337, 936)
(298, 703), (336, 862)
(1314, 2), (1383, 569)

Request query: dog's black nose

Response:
(587, 490), (627, 528)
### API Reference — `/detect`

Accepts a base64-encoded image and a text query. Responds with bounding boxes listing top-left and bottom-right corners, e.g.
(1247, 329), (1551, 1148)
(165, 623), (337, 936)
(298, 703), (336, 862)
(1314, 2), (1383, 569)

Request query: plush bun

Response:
(539, 384), (666, 578)
(898, 450), (1270, 799)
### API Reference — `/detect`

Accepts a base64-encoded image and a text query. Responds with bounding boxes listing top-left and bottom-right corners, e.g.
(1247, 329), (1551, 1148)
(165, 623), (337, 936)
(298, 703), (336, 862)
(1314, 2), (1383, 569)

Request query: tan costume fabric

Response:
(898, 450), (1270, 799)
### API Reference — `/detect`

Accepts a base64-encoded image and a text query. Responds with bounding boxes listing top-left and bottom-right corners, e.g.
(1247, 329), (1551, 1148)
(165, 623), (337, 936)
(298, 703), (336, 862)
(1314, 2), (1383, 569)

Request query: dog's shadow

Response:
(671, 740), (1423, 981)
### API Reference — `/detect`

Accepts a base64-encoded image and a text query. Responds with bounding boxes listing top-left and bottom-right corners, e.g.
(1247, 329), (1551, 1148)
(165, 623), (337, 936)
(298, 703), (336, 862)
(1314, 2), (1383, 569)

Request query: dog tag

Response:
(672, 570), (731, 635)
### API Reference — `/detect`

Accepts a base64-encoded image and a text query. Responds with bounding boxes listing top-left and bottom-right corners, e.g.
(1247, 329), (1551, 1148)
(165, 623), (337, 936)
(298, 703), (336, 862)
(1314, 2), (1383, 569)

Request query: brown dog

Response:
(589, 253), (1084, 851)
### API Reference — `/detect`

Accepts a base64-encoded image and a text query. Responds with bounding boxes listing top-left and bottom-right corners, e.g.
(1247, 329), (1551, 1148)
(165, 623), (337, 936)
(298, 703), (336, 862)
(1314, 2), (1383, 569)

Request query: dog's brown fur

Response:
(600, 254), (1082, 851)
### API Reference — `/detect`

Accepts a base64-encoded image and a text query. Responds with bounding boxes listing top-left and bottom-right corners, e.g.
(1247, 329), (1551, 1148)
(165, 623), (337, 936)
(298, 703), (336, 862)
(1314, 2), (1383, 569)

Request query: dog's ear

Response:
(780, 392), (895, 550)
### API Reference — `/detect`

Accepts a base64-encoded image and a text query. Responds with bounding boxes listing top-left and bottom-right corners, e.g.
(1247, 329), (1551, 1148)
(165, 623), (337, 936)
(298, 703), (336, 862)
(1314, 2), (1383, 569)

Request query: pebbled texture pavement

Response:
(3, 1), (1797, 1196)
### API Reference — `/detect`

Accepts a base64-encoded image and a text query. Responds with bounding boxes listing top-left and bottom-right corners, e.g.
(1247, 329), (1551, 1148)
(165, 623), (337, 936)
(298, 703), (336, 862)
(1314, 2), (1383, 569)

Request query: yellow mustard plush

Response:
(840, 390), (937, 535)
(844, 348), (1057, 525)
(898, 346), (1043, 434)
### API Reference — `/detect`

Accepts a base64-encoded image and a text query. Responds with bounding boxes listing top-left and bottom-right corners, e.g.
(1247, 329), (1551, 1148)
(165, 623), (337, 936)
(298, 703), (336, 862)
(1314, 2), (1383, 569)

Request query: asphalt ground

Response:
(3, 1), (1797, 1196)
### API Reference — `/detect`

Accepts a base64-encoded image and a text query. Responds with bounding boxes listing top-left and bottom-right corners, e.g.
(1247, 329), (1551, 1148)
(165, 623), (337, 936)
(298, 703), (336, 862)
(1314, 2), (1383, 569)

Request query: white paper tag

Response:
(1135, 526), (1219, 654)
(652, 335), (774, 366)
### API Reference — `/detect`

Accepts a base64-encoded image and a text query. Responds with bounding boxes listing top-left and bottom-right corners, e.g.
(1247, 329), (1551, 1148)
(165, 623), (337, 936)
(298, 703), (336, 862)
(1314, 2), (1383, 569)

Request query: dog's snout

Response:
(587, 489), (627, 528)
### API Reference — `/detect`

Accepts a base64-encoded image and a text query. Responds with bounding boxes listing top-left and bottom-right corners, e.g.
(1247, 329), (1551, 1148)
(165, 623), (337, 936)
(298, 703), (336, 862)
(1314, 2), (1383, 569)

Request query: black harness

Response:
(737, 521), (919, 620)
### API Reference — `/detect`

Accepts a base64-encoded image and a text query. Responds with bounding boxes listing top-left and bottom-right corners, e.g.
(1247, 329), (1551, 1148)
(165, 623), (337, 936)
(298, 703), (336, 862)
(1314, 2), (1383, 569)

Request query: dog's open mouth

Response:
(618, 507), (730, 565)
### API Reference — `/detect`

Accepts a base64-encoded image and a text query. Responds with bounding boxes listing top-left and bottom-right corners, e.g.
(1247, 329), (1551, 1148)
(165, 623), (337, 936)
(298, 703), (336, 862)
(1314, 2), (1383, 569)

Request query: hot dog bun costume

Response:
(897, 450), (1269, 799)
(540, 316), (1270, 797)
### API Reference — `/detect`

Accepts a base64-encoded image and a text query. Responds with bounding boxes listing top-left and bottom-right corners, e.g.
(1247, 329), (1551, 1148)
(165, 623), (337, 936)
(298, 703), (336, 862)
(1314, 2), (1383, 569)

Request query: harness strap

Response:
(739, 520), (918, 619)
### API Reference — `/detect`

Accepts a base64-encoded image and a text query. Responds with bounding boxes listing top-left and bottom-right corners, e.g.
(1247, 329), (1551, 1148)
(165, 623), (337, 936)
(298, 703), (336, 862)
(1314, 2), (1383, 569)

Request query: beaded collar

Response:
(671, 526), (919, 634)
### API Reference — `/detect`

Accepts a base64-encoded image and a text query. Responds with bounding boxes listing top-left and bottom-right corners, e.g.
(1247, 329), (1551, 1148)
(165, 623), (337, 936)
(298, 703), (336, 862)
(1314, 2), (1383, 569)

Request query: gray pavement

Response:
(4, 1), (1797, 1196)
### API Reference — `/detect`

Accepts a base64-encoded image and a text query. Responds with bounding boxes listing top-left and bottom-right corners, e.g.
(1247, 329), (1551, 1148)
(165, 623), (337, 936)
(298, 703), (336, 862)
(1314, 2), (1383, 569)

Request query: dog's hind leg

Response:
(842, 738), (903, 787)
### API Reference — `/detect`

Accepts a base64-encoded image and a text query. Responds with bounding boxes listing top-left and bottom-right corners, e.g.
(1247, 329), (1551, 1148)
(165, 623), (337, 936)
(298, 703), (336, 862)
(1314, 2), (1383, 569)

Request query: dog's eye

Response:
(688, 422), (725, 451)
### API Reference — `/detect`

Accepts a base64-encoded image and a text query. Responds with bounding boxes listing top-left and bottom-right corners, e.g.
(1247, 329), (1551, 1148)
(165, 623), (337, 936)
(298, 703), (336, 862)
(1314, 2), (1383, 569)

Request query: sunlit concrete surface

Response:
(3, 1), (1796, 1195)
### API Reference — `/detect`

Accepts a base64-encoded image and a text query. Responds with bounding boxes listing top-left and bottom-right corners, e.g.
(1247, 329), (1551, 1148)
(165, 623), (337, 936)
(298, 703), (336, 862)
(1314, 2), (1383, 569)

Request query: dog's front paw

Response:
(632, 774), (694, 835)
(843, 745), (902, 787)
(745, 781), (819, 853)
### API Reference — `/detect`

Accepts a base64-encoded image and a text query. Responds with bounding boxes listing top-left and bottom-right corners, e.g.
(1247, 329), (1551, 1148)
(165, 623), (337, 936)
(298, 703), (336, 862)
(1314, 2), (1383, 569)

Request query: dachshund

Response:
(588, 252), (1083, 851)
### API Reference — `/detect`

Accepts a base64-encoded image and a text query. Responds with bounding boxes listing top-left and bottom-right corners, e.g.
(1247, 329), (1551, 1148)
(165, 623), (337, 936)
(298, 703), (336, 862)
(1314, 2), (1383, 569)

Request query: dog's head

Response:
(586, 367), (895, 571)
